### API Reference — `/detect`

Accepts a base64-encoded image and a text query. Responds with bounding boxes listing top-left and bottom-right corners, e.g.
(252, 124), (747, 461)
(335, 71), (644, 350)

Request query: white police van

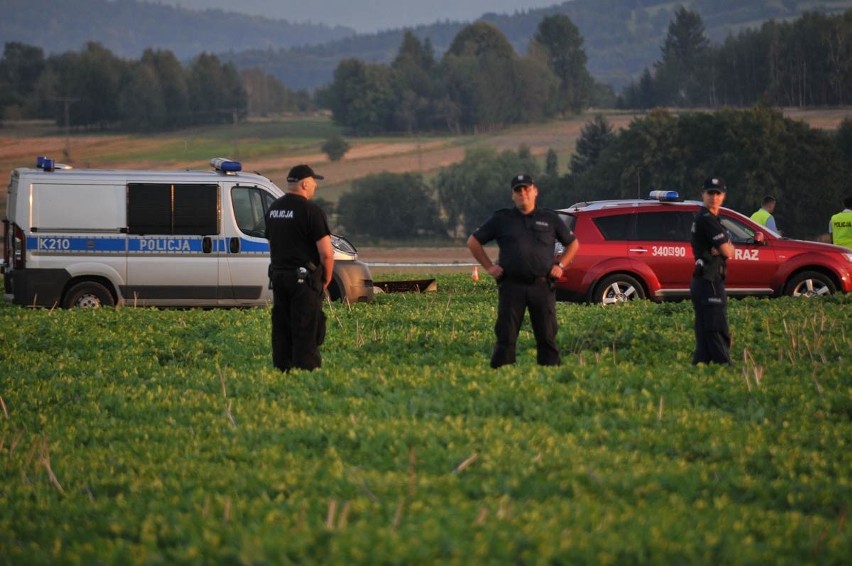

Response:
(2, 156), (374, 307)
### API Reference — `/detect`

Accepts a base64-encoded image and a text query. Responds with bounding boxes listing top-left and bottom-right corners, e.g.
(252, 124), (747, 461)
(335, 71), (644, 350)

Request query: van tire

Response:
(63, 281), (116, 308)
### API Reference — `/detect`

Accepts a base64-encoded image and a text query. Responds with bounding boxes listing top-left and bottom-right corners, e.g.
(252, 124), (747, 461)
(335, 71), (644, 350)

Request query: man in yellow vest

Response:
(750, 195), (778, 233)
(829, 196), (852, 248)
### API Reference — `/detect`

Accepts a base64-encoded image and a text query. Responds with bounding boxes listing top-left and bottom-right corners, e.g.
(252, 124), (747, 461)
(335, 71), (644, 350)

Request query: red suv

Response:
(554, 192), (852, 304)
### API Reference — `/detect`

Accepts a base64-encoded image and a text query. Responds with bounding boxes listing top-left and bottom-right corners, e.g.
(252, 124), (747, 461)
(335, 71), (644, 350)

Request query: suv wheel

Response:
(592, 274), (646, 305)
(784, 271), (836, 298)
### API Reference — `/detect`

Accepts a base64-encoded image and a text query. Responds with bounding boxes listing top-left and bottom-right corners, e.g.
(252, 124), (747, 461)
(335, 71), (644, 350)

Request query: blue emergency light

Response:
(36, 156), (55, 172)
(210, 157), (241, 173)
(649, 190), (679, 202)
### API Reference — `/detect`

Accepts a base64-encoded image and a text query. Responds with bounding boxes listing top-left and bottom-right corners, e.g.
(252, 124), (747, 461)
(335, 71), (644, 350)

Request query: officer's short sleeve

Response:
(554, 213), (576, 245)
(308, 204), (331, 243)
(698, 214), (729, 249)
(471, 213), (500, 245)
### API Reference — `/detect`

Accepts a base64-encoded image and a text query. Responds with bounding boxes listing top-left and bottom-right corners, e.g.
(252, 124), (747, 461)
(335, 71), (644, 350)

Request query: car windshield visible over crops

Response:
(554, 193), (852, 305)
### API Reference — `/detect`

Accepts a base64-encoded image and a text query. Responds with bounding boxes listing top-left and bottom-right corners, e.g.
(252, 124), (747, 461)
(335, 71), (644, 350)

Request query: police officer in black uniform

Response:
(264, 164), (334, 371)
(690, 176), (735, 365)
(467, 174), (579, 368)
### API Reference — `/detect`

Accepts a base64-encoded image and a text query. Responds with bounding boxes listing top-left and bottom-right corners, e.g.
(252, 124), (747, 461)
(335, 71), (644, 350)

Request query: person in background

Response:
(264, 164), (334, 371)
(467, 174), (579, 368)
(828, 196), (852, 248)
(750, 195), (779, 233)
(690, 176), (735, 365)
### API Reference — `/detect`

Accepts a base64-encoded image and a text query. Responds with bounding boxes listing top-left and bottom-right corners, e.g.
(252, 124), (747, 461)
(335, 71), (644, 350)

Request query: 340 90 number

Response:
(652, 246), (686, 257)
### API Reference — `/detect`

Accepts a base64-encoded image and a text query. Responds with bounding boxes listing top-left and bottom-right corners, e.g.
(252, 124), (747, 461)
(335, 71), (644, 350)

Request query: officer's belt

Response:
(505, 276), (550, 285)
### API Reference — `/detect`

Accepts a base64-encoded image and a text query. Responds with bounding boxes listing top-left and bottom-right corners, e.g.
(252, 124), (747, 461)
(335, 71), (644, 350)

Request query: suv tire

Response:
(592, 274), (646, 305)
(784, 271), (836, 298)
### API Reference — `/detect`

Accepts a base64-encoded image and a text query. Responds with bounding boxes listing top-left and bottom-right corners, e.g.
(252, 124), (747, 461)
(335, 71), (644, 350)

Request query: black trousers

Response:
(270, 269), (326, 371)
(491, 278), (560, 368)
(690, 276), (732, 365)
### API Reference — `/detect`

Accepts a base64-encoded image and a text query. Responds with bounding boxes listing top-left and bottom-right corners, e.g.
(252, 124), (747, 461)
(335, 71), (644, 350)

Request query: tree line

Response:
(0, 42), (311, 131)
(2, 9), (851, 133)
(333, 107), (852, 243)
(620, 7), (852, 109)
(318, 16), (603, 135)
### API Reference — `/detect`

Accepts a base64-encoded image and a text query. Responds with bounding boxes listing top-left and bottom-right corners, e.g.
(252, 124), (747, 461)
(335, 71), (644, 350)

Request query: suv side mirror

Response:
(753, 231), (766, 245)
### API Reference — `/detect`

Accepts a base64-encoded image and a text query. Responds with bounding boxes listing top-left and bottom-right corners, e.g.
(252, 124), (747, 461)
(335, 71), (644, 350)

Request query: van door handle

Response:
(229, 237), (240, 254)
(202, 236), (212, 254)
(628, 248), (647, 253)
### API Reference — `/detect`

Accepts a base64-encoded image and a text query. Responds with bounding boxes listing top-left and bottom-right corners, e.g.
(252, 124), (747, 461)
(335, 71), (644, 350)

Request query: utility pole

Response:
(48, 97), (80, 163)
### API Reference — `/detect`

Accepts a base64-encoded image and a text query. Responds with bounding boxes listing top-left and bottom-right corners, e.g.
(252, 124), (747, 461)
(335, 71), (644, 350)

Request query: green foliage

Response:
(570, 114), (615, 175)
(569, 107), (849, 239)
(337, 172), (445, 239)
(531, 15), (594, 115)
(0, 278), (849, 562)
(436, 146), (539, 238)
(321, 134), (351, 162)
(622, 7), (852, 108)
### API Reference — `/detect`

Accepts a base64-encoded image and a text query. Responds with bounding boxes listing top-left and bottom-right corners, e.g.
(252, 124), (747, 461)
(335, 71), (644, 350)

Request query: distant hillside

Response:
(226, 0), (852, 91)
(2, 0), (851, 91)
(0, 0), (356, 58)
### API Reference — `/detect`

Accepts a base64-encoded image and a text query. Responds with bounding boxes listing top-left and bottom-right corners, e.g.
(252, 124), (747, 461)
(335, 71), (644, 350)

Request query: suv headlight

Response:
(842, 253), (852, 263)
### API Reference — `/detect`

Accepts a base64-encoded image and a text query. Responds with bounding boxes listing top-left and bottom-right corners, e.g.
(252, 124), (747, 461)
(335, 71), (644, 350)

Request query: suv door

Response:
(719, 213), (777, 295)
(633, 210), (694, 294)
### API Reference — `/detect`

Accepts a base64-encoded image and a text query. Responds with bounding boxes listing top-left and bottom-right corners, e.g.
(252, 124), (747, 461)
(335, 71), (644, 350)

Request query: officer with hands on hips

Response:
(690, 176), (735, 365)
(467, 174), (579, 368)
(264, 164), (334, 372)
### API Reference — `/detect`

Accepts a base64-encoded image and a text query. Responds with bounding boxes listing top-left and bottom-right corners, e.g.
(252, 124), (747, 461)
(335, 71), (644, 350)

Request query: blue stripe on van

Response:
(27, 235), (270, 255)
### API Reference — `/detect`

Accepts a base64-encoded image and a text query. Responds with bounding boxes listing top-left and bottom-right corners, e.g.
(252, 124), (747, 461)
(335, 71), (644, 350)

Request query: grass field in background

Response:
(1, 274), (849, 563)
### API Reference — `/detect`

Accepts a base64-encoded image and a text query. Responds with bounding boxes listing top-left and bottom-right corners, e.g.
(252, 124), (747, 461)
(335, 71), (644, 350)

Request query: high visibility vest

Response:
(830, 210), (852, 248)
(751, 208), (772, 226)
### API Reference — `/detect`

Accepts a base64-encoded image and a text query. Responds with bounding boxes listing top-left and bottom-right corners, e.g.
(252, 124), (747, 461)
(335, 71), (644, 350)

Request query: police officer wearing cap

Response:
(467, 174), (579, 368)
(690, 176), (735, 365)
(264, 164), (334, 371)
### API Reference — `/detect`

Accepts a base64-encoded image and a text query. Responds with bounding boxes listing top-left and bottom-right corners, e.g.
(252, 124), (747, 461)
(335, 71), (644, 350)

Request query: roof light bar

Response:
(210, 157), (241, 174)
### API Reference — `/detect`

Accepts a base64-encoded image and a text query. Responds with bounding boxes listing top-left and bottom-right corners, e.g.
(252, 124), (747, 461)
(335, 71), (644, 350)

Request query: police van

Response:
(2, 156), (374, 308)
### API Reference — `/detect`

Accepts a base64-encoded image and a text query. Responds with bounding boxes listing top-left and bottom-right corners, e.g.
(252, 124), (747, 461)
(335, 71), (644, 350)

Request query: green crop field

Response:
(1, 274), (849, 563)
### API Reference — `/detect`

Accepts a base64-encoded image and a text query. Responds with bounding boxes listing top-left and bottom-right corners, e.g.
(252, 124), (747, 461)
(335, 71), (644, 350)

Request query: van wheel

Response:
(592, 274), (646, 305)
(784, 271), (835, 298)
(63, 281), (115, 308)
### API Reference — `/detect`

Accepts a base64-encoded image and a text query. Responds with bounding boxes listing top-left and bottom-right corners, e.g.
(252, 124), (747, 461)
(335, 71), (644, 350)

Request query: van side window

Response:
(232, 186), (276, 238)
(128, 183), (219, 235)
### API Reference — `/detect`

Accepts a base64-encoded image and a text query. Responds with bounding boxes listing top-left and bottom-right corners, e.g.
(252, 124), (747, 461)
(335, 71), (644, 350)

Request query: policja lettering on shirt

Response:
(269, 209), (295, 219)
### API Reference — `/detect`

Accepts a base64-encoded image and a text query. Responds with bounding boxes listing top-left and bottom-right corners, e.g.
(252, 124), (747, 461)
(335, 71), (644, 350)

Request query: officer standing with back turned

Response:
(690, 176), (735, 365)
(265, 164), (334, 372)
(467, 174), (579, 368)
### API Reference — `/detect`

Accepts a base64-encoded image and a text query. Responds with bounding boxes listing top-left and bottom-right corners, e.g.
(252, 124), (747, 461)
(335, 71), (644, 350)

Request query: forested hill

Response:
(2, 0), (852, 91)
(0, 0), (356, 58)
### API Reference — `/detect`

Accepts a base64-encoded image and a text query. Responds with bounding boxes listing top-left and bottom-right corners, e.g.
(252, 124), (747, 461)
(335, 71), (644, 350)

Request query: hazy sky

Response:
(159, 0), (565, 32)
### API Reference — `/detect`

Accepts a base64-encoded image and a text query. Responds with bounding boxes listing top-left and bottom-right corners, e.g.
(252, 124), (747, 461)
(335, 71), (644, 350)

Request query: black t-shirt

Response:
(264, 193), (331, 270)
(472, 207), (576, 281)
(691, 206), (730, 261)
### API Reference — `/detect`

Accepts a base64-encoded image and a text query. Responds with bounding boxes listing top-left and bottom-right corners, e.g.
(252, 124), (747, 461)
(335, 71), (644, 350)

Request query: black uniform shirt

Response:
(472, 207), (575, 282)
(691, 206), (730, 265)
(264, 193), (331, 270)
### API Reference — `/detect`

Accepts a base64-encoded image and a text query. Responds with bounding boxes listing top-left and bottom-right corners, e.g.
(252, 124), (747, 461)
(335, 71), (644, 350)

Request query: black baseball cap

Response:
(287, 164), (324, 183)
(511, 174), (534, 191)
(702, 176), (726, 193)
